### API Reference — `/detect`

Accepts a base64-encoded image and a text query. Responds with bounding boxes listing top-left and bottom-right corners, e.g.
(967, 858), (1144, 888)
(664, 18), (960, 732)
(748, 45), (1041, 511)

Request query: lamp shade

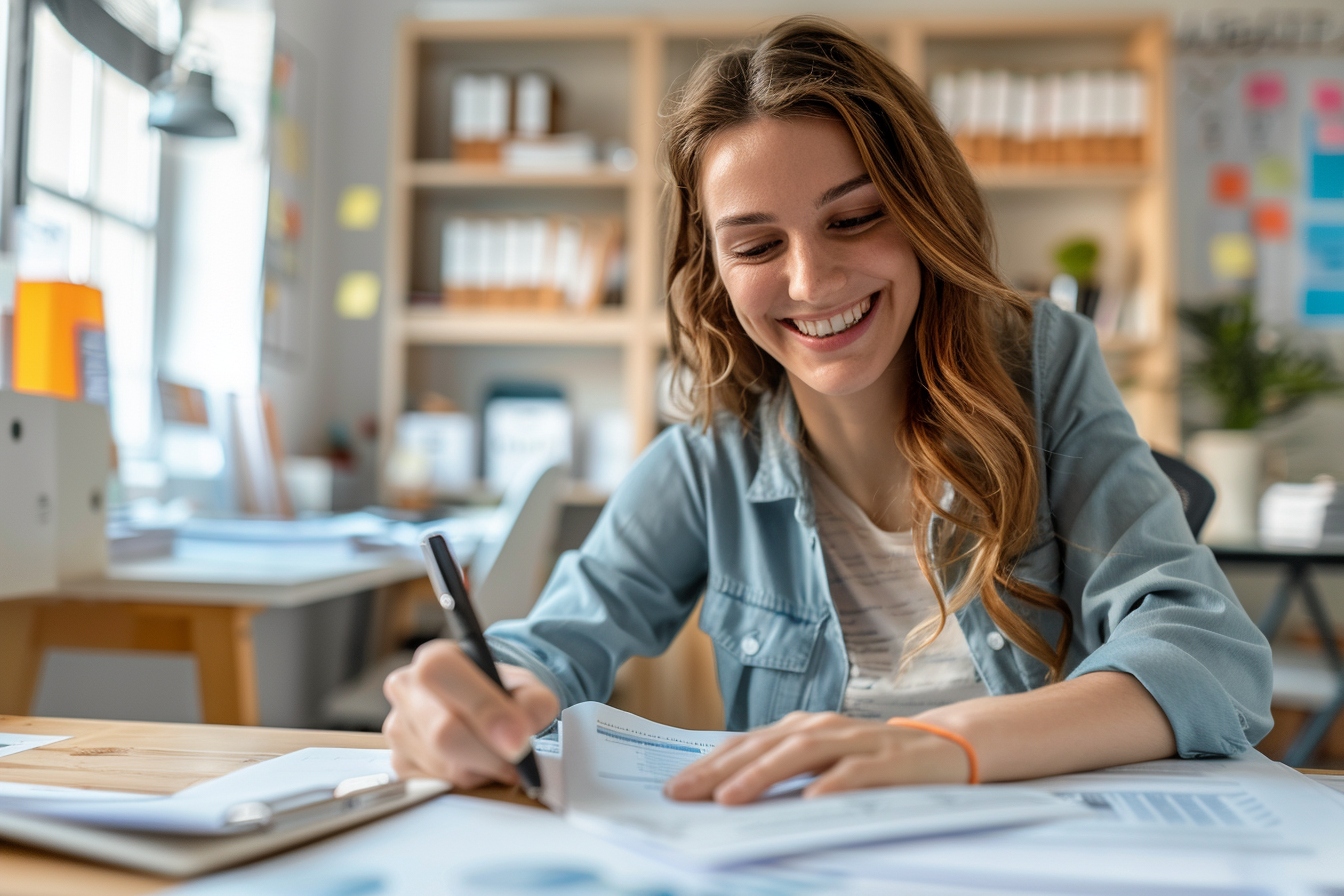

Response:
(148, 69), (236, 138)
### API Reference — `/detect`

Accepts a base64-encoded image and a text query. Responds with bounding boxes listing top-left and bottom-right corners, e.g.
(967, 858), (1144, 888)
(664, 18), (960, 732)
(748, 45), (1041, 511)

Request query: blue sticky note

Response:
(1303, 224), (1344, 323)
(1305, 290), (1344, 316)
(1311, 152), (1344, 200)
(1306, 224), (1344, 276)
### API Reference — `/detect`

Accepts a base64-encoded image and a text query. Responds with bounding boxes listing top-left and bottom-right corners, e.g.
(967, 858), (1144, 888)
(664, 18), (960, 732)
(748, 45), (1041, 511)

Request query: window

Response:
(24, 3), (160, 458)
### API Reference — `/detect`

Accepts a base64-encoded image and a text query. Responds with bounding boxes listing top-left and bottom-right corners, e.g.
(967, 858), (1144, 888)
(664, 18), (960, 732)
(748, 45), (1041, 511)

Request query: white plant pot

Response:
(1185, 429), (1264, 545)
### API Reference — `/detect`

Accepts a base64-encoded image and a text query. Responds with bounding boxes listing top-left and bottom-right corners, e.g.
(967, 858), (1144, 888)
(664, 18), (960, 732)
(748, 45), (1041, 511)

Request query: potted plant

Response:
(1180, 294), (1342, 544)
(1053, 237), (1102, 318)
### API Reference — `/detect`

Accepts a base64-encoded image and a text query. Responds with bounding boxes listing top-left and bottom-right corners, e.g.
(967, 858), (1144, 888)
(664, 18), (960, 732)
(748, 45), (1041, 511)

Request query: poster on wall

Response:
(1174, 18), (1344, 328)
(261, 35), (317, 365)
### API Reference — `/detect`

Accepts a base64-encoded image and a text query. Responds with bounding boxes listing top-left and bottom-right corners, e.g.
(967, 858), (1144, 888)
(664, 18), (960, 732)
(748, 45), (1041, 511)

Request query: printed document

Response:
(0, 732), (68, 758)
(559, 701), (1082, 866)
(786, 752), (1344, 892)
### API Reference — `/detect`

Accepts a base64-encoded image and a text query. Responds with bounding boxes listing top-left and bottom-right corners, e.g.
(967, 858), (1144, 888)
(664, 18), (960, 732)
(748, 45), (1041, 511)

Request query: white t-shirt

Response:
(808, 460), (990, 720)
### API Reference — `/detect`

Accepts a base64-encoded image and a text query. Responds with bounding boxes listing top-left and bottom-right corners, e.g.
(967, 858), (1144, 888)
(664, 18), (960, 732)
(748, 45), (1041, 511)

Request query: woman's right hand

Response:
(382, 639), (559, 789)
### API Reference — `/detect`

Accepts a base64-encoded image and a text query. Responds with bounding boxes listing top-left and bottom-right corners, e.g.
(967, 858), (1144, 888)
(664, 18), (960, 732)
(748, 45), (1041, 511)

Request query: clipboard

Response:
(0, 778), (448, 877)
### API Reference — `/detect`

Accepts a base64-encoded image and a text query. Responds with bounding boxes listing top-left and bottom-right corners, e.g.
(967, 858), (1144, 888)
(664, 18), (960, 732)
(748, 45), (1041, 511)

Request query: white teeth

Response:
(790, 295), (873, 338)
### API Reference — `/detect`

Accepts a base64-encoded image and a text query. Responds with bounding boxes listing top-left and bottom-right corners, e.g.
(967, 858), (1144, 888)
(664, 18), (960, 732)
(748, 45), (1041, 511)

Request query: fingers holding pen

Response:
(382, 641), (559, 789)
(408, 640), (539, 761)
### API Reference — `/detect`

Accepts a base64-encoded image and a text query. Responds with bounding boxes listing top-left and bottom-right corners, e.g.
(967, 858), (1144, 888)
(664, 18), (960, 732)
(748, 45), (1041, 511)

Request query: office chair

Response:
(1150, 449), (1216, 540)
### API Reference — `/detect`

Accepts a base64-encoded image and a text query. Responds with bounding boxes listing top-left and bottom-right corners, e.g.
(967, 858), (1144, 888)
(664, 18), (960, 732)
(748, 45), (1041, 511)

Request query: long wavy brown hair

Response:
(663, 16), (1072, 681)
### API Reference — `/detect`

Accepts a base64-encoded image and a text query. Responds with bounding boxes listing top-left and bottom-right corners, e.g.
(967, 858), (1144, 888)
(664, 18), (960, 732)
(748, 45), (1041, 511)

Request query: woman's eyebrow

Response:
(711, 173), (875, 233)
(713, 211), (773, 232)
(815, 173), (873, 208)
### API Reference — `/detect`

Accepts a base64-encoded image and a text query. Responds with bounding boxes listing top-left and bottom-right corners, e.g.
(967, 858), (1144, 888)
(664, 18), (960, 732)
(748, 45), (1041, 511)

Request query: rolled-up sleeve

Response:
(1035, 302), (1273, 757)
(486, 426), (711, 710)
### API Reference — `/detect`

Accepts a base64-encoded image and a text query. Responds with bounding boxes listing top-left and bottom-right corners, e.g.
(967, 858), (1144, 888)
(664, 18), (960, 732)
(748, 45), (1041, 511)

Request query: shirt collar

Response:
(744, 387), (816, 526)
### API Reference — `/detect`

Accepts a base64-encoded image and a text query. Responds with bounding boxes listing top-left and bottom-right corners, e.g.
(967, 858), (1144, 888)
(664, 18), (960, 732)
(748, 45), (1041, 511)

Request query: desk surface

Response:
(0, 715), (532, 896)
(53, 550), (427, 608)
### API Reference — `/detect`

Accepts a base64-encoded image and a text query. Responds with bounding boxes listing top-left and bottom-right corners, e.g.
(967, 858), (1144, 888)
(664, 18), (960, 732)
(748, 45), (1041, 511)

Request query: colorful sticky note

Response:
(277, 119), (307, 176)
(1313, 80), (1344, 116)
(1243, 71), (1286, 110)
(263, 279), (281, 313)
(1251, 202), (1290, 241)
(267, 189), (286, 239)
(336, 272), (380, 319)
(1210, 163), (1249, 205)
(1318, 121), (1344, 150)
(338, 186), (382, 231)
(1311, 151), (1344, 200)
(1255, 155), (1295, 193)
(1210, 232), (1256, 280)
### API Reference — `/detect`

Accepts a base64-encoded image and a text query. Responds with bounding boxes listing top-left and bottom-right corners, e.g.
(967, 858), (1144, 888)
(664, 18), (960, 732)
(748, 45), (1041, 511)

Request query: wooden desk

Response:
(0, 715), (533, 896)
(0, 550), (427, 727)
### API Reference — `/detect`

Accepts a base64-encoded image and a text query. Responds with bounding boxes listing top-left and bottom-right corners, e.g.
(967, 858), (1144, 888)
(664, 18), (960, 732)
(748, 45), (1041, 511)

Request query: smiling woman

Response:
(382, 16), (1273, 804)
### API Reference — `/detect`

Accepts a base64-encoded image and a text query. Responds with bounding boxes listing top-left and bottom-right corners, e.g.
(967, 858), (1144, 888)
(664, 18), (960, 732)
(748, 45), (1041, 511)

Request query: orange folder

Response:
(12, 281), (108, 403)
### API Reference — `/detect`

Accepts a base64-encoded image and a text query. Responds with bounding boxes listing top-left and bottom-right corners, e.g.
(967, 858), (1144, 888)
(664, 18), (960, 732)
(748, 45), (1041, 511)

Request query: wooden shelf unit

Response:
(380, 15), (1179, 501)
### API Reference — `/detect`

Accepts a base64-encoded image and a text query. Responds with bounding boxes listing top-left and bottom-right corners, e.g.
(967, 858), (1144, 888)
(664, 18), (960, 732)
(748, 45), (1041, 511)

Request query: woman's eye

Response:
(733, 240), (780, 259)
(831, 209), (885, 230)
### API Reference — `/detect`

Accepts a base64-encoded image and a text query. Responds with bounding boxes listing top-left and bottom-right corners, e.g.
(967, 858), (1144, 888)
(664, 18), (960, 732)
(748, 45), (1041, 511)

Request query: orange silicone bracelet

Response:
(886, 718), (980, 785)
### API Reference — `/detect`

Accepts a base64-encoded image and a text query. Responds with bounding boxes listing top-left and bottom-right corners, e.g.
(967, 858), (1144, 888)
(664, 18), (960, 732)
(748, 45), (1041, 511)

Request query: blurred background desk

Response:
(0, 548), (427, 727)
(1213, 543), (1344, 767)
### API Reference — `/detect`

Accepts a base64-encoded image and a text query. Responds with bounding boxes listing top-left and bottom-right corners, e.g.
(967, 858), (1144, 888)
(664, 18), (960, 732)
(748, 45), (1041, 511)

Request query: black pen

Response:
(419, 532), (543, 799)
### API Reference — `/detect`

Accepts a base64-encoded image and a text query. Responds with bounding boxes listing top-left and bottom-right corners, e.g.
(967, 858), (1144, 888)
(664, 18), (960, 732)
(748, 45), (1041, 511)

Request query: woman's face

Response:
(699, 116), (921, 401)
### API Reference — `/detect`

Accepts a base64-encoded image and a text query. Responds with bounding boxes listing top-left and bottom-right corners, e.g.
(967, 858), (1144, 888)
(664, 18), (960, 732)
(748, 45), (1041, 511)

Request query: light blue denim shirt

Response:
(488, 301), (1273, 757)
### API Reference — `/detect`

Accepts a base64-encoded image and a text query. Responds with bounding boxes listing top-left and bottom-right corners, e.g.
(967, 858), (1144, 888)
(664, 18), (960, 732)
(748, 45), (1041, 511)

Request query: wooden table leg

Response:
(3, 599), (262, 726)
(0, 600), (40, 715)
(188, 605), (260, 726)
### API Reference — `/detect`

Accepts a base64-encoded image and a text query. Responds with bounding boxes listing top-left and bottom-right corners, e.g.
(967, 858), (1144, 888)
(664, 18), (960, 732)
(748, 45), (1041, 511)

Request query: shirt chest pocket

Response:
(699, 576), (825, 673)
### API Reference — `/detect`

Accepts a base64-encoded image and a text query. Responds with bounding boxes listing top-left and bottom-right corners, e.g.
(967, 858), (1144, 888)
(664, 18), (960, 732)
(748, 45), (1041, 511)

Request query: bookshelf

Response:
(379, 15), (1179, 511)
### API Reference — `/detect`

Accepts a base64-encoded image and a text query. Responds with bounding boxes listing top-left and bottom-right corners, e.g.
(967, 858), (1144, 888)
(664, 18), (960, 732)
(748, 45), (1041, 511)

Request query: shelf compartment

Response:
(972, 165), (1150, 190)
(402, 307), (634, 346)
(401, 161), (635, 189)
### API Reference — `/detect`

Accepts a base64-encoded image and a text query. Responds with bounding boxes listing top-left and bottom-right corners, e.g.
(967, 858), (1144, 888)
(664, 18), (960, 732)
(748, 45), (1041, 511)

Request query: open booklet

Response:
(553, 701), (1085, 867)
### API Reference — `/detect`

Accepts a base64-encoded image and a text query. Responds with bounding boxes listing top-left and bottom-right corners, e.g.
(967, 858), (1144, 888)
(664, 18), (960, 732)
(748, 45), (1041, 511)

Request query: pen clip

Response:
(222, 774), (404, 832)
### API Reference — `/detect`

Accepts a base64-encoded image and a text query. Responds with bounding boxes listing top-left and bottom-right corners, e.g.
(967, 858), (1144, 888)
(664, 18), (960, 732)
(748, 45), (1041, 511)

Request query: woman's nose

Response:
(785, 235), (846, 304)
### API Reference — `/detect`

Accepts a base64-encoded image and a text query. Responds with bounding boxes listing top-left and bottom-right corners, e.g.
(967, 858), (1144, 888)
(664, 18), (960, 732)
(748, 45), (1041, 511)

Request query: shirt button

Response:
(741, 635), (761, 656)
(986, 631), (1006, 651)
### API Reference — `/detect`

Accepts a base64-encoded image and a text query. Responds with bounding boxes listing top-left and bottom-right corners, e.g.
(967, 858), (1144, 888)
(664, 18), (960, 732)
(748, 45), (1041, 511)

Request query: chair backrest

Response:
(1150, 449), (1216, 540)
(470, 463), (567, 629)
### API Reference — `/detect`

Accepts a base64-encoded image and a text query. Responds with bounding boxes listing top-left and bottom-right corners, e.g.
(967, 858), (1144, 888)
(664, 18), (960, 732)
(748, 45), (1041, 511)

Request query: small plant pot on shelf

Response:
(1185, 429), (1264, 546)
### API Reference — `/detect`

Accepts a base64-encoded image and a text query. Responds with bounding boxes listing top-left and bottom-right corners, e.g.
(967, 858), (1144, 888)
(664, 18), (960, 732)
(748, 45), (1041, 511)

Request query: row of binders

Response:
(451, 71), (557, 162)
(930, 69), (1149, 166)
(439, 215), (624, 309)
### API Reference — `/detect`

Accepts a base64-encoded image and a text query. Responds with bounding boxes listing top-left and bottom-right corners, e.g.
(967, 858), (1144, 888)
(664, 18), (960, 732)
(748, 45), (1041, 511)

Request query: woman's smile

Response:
(784, 292), (878, 347)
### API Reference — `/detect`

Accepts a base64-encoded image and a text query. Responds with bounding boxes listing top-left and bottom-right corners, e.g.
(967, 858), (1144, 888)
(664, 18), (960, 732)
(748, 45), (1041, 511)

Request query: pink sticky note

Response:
(1315, 81), (1344, 116)
(1319, 120), (1344, 149)
(1244, 71), (1286, 110)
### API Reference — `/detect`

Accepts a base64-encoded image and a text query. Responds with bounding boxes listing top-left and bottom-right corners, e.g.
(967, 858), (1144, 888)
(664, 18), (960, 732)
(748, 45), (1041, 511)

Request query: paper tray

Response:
(0, 778), (449, 878)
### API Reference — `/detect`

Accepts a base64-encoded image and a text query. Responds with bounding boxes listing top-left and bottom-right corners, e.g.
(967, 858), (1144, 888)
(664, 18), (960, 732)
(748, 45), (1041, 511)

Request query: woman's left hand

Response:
(663, 711), (972, 805)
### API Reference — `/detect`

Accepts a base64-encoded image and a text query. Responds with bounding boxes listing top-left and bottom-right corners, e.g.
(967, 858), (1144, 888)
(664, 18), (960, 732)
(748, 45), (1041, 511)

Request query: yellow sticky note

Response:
(1210, 233), (1256, 280)
(336, 271), (380, 319)
(1255, 155), (1295, 193)
(277, 119), (307, 176)
(267, 189), (286, 239)
(338, 186), (382, 231)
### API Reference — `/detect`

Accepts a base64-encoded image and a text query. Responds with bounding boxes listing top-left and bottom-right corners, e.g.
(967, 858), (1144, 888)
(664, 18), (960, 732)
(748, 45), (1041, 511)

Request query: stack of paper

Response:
(161, 723), (1344, 895)
(557, 702), (1083, 866)
(1260, 479), (1343, 548)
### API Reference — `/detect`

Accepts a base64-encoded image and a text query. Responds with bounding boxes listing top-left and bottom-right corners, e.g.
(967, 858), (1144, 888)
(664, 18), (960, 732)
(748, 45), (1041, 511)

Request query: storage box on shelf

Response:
(379, 16), (1178, 512)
